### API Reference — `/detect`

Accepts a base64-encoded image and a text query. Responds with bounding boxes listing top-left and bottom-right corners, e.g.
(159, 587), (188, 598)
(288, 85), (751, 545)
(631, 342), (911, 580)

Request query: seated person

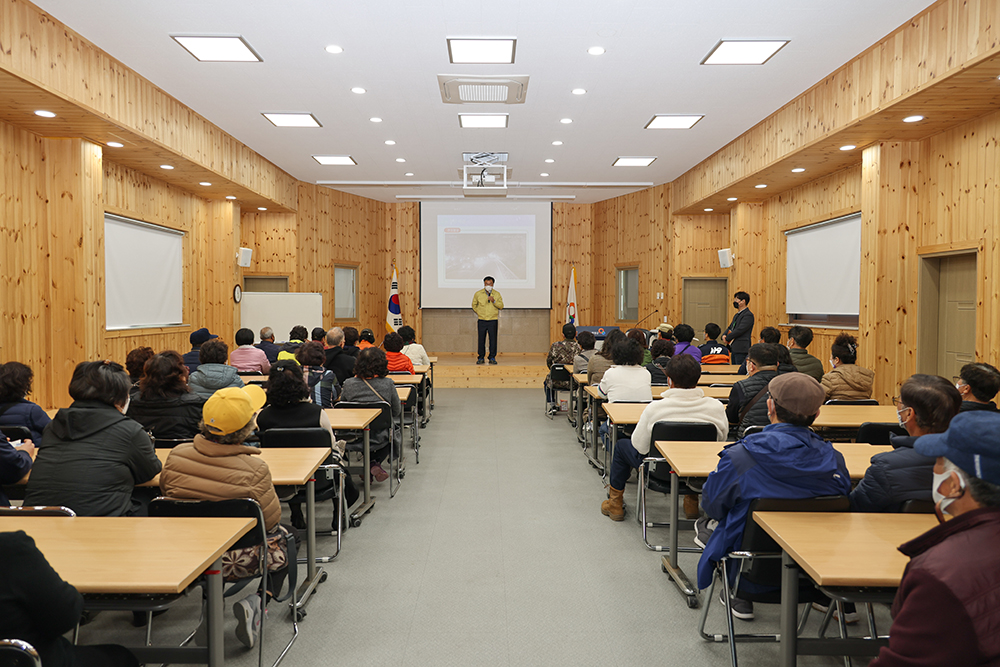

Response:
(626, 328), (653, 366)
(672, 324), (702, 363)
(0, 530), (139, 667)
(774, 343), (798, 374)
(256, 362), (358, 527)
(645, 338), (675, 385)
(384, 332), (415, 374)
(759, 326), (781, 344)
(124, 346), (154, 391)
(127, 350), (206, 441)
(573, 331), (597, 374)
(726, 343), (780, 437)
(786, 325), (823, 380)
(188, 339), (245, 398)
(342, 327), (361, 358)
(697, 373), (851, 620)
(356, 328), (376, 351)
(699, 323), (730, 365)
(587, 329), (626, 386)
(255, 327), (281, 363)
(869, 411), (1000, 666)
(398, 325), (430, 367)
(24, 361), (161, 516)
(598, 338), (652, 403)
(545, 324), (582, 406)
(183, 327), (217, 372)
(0, 433), (33, 506)
(324, 327), (357, 385)
(230, 327), (271, 374)
(821, 333), (874, 400)
(655, 323), (674, 340)
(311, 327), (326, 343)
(0, 361), (51, 442)
(276, 325), (308, 363)
(850, 374), (961, 512)
(296, 342), (339, 408)
(339, 348), (402, 484)
(956, 362), (1000, 412)
(159, 385), (286, 649)
(601, 355), (728, 521)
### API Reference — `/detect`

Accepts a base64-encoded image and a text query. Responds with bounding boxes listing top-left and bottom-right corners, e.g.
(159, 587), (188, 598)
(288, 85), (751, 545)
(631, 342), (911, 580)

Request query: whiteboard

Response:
(105, 214), (184, 330)
(240, 293), (324, 344)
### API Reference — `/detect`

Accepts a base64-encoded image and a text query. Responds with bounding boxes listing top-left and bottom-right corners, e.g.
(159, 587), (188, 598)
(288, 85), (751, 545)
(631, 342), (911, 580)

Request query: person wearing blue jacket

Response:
(696, 373), (851, 620)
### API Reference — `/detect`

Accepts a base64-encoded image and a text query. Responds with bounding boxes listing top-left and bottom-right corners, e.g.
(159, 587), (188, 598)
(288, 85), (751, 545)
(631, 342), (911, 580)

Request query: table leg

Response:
(351, 427), (376, 523)
(661, 470), (698, 606)
(421, 378), (429, 426)
(206, 556), (224, 667)
(604, 421), (618, 482)
(429, 363), (435, 409)
(295, 478), (326, 611)
(780, 550), (798, 667)
(583, 394), (604, 472)
(576, 382), (585, 443)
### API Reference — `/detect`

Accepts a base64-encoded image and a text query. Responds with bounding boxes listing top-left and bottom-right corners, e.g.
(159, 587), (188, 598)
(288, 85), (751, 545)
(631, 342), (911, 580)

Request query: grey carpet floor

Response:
(82, 388), (882, 666)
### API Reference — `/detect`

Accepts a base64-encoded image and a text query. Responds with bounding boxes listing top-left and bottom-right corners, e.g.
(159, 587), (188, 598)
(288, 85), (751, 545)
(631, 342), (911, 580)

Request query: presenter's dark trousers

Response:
(477, 319), (498, 361)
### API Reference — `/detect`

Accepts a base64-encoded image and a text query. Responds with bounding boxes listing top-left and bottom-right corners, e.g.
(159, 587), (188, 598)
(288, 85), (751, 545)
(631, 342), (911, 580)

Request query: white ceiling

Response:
(31, 0), (935, 204)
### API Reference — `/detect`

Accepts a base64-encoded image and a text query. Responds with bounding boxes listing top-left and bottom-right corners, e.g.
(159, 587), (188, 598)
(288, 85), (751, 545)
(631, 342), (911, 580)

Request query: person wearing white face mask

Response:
(471, 276), (504, 365)
(850, 374), (961, 513)
(868, 411), (1000, 667)
(955, 361), (1000, 413)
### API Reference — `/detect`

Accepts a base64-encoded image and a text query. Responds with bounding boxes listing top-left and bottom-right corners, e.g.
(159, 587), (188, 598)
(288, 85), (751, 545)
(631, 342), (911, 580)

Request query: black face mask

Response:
(733, 301), (740, 309)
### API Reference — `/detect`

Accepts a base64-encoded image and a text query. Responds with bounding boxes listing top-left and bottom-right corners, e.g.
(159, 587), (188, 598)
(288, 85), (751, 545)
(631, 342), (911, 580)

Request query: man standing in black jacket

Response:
(721, 291), (754, 368)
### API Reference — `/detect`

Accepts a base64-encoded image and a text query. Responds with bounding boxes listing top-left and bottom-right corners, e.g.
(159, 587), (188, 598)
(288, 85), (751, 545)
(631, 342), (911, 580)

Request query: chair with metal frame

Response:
(545, 364), (572, 419)
(148, 496), (299, 667)
(334, 400), (401, 498)
(259, 427), (346, 559)
(0, 505), (76, 517)
(741, 425), (766, 436)
(0, 640), (41, 667)
(0, 426), (32, 442)
(638, 421), (718, 551)
(150, 437), (190, 449)
(855, 422), (907, 446)
(390, 375), (421, 464)
(697, 495), (850, 667)
(824, 399), (879, 406)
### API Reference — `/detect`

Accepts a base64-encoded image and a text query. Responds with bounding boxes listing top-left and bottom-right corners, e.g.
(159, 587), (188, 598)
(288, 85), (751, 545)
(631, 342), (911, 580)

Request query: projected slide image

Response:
(443, 231), (527, 282)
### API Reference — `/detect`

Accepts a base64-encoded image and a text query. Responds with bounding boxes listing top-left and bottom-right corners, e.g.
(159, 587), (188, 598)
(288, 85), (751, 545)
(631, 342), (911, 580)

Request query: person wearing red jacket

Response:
(384, 332), (414, 374)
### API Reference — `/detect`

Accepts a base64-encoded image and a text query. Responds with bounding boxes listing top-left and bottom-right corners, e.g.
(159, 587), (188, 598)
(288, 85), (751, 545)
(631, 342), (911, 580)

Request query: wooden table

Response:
(325, 408), (381, 524)
(700, 364), (743, 374)
(754, 511), (936, 665)
(650, 440), (892, 607)
(390, 373), (430, 424)
(0, 515), (254, 666)
(813, 404), (897, 428)
(427, 356), (437, 410)
(238, 374), (268, 386)
(697, 374), (745, 386)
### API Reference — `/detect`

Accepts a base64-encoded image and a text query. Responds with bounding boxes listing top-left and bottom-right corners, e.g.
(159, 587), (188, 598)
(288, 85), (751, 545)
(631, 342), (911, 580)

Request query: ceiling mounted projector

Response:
(462, 152), (508, 197)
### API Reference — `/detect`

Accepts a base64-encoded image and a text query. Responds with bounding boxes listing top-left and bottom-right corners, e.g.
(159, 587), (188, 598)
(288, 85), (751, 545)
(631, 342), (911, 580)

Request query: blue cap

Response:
(914, 411), (1000, 485)
(189, 327), (218, 346)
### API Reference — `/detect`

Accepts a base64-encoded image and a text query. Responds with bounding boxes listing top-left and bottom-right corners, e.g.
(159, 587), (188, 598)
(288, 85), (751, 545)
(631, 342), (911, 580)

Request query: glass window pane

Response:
(334, 266), (356, 319)
(617, 267), (639, 321)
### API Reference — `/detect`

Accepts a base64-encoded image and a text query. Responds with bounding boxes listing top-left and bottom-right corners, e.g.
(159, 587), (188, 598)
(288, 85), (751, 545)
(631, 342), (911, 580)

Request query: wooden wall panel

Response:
(669, 213), (730, 323)
(550, 203), (593, 341)
(240, 212), (299, 290)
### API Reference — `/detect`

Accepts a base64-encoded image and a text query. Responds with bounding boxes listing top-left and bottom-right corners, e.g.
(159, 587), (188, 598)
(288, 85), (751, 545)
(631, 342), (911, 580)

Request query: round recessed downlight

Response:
(225, 195), (237, 200)
(325, 45), (344, 54)
(199, 182), (212, 186)
(545, 159), (554, 163)
(106, 141), (124, 148)
(384, 140), (396, 145)
(840, 145), (856, 151)
(560, 118), (573, 124)
(370, 117), (382, 123)
(755, 184), (767, 189)
(727, 197), (738, 201)
(552, 141), (563, 146)
(258, 207), (267, 211)
(404, 172), (414, 176)
(351, 87), (366, 94)
(704, 208), (714, 212)
(160, 165), (174, 170)
(572, 88), (587, 95)
(791, 167), (806, 173)
(588, 46), (606, 56)
(34, 110), (56, 118)
(903, 115), (924, 123)
(540, 173), (549, 177)
(395, 158), (406, 163)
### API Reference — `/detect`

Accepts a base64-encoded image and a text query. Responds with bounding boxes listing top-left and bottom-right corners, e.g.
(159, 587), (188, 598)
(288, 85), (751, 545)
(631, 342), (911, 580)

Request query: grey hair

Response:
(260, 327), (274, 341)
(326, 327), (345, 346)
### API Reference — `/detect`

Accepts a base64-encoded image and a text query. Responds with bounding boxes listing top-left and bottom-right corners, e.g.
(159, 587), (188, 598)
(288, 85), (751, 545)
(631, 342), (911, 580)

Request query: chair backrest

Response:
(648, 421), (718, 482)
(824, 399), (879, 406)
(855, 421), (907, 446)
(740, 496), (850, 586)
(335, 400), (393, 434)
(151, 437), (190, 450)
(149, 497), (265, 551)
(900, 499), (936, 514)
(549, 364), (571, 383)
(260, 427), (332, 449)
(0, 505), (76, 517)
(742, 425), (765, 436)
(0, 426), (32, 442)
(0, 640), (41, 667)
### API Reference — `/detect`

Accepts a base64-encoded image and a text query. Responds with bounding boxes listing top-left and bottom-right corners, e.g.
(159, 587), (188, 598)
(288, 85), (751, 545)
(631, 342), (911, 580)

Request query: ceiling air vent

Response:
(438, 75), (529, 105)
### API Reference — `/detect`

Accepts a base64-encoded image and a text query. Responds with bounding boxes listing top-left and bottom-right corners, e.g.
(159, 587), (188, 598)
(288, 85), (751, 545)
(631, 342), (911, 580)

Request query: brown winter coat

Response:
(821, 364), (875, 401)
(159, 435), (281, 531)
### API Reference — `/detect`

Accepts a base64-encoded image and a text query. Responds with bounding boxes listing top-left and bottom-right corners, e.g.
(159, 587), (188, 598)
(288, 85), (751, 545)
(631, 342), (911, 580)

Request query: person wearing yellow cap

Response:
(159, 384), (286, 650)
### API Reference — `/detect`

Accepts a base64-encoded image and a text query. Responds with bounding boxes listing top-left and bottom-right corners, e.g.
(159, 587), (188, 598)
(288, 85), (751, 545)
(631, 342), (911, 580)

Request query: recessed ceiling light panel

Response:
(313, 155), (357, 166)
(385, 140), (396, 145)
(160, 165), (174, 170)
(458, 113), (509, 128)
(34, 110), (56, 118)
(545, 159), (554, 163)
(702, 40), (789, 65)
(613, 157), (656, 167)
(106, 141), (124, 148)
(645, 114), (704, 130)
(447, 38), (516, 64)
(370, 117), (383, 123)
(840, 145), (856, 151)
(325, 45), (343, 54)
(258, 207), (267, 211)
(261, 112), (321, 128)
(755, 183), (767, 188)
(572, 88), (586, 95)
(552, 141), (563, 146)
(396, 158), (406, 163)
(171, 35), (262, 62)
(791, 167), (805, 173)
(351, 87), (366, 94)
(199, 182), (212, 186)
(560, 118), (573, 124)
(704, 208), (714, 212)
(727, 197), (738, 201)
(903, 115), (924, 123)
(225, 195), (237, 200)
(588, 46), (606, 56)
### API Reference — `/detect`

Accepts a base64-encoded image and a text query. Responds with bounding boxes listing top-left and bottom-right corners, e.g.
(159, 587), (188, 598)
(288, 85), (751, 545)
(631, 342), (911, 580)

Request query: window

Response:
(616, 267), (639, 321)
(243, 276), (288, 292)
(785, 212), (861, 326)
(334, 265), (357, 320)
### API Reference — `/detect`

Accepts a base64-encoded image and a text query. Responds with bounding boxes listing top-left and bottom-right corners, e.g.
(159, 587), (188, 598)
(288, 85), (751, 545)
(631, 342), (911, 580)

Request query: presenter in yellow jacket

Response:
(472, 276), (504, 364)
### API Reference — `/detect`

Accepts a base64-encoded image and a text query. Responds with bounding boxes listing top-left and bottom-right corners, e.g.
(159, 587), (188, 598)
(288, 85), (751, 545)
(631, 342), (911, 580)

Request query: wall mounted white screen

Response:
(105, 214), (185, 330)
(785, 212), (861, 316)
(420, 201), (552, 309)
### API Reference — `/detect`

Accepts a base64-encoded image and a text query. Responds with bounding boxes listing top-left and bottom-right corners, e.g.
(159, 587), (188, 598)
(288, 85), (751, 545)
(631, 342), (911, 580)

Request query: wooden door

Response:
(682, 278), (729, 336)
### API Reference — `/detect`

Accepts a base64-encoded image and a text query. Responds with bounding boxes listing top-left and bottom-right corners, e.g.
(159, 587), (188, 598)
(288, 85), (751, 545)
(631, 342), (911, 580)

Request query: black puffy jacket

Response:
(127, 391), (205, 440)
(849, 434), (934, 512)
(726, 369), (778, 437)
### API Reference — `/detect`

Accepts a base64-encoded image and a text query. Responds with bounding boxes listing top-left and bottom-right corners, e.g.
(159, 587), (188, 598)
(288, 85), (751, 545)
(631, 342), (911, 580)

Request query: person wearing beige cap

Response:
(159, 384), (285, 650)
(694, 373), (851, 621)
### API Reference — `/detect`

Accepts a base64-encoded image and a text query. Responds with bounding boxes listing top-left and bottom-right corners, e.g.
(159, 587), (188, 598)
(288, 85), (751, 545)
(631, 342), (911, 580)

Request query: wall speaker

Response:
(718, 248), (733, 269)
(237, 247), (253, 268)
